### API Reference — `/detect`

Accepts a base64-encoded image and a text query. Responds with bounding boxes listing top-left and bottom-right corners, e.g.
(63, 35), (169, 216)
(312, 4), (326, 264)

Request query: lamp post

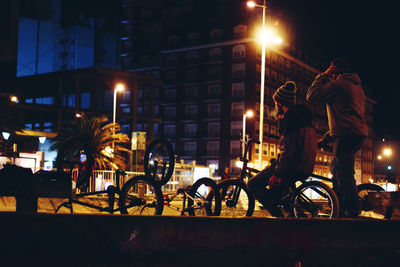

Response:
(247, 0), (282, 169)
(39, 136), (46, 152)
(242, 110), (254, 158)
(2, 132), (10, 141)
(113, 83), (125, 152)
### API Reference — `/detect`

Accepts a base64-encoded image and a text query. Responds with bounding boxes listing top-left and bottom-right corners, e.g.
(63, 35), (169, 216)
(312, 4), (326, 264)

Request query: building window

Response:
(44, 122), (53, 132)
(232, 44), (246, 58)
(185, 123), (197, 137)
(271, 53), (277, 65)
(233, 25), (247, 38)
(208, 103), (220, 117)
(232, 82), (245, 97)
(232, 63), (245, 78)
(210, 29), (223, 39)
(164, 107), (176, 120)
(164, 125), (176, 138)
(185, 105), (198, 120)
(165, 88), (177, 100)
(185, 86), (198, 98)
(165, 70), (177, 82)
(207, 122), (220, 137)
(263, 142), (268, 156)
(208, 65), (222, 80)
(63, 93), (75, 108)
(207, 141), (220, 156)
(285, 59), (291, 72)
(271, 71), (277, 82)
(231, 121), (242, 136)
(185, 68), (198, 82)
(80, 92), (91, 109)
(209, 48), (222, 60)
(231, 102), (244, 117)
(270, 125), (277, 136)
(208, 85), (221, 98)
(186, 51), (199, 64)
(230, 140), (240, 155)
(184, 141), (197, 156)
(121, 124), (130, 134)
(270, 144), (276, 158)
(35, 97), (54, 105)
(24, 123), (32, 130)
(278, 56), (284, 69)
(255, 143), (259, 155)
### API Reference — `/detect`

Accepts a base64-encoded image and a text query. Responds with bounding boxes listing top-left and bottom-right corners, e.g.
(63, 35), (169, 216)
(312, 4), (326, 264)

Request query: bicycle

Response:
(54, 165), (164, 215)
(54, 143), (165, 215)
(143, 138), (221, 216)
(218, 137), (340, 218)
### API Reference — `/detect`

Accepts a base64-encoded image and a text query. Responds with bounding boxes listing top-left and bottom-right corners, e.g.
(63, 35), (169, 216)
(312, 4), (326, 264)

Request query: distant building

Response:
(16, 0), (120, 77)
(12, 67), (159, 168)
(119, 0), (374, 181)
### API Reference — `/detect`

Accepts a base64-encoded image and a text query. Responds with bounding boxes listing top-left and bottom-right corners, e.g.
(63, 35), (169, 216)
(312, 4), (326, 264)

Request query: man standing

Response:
(306, 58), (368, 218)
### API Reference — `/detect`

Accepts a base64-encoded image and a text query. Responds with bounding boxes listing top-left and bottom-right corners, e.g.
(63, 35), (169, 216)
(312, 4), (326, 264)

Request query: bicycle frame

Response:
(163, 188), (207, 216)
(55, 169), (127, 214)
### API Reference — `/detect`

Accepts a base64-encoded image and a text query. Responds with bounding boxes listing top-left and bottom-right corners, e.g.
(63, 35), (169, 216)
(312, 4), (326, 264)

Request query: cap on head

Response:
(273, 81), (297, 107)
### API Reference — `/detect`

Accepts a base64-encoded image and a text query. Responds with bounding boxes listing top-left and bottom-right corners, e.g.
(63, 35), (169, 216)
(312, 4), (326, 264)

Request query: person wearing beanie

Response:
(248, 81), (317, 217)
(306, 58), (368, 218)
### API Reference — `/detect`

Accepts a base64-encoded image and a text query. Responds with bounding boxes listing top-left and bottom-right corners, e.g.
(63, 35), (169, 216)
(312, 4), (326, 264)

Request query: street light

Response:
(113, 83), (125, 150)
(2, 132), (10, 141)
(247, 0), (282, 169)
(39, 136), (46, 152)
(383, 148), (393, 157)
(242, 110), (254, 158)
(10, 96), (18, 103)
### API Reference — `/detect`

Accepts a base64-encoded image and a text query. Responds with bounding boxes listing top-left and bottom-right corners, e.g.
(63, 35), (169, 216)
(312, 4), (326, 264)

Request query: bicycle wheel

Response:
(187, 177), (221, 216)
(119, 175), (164, 215)
(292, 181), (339, 218)
(143, 138), (175, 186)
(217, 179), (255, 217)
(357, 183), (385, 219)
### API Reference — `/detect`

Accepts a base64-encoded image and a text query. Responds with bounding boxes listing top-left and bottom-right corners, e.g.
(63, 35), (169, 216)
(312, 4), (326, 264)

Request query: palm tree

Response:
(51, 114), (130, 189)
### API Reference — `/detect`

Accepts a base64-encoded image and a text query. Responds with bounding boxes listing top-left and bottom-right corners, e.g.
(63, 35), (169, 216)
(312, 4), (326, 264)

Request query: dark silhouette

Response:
(307, 58), (368, 218)
(248, 81), (317, 216)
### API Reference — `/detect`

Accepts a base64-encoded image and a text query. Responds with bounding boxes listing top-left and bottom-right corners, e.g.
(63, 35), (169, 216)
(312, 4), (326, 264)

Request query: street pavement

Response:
(0, 195), (395, 219)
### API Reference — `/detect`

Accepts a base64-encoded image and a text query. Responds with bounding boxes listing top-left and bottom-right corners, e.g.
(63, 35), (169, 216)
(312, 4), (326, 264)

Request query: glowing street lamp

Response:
(113, 83), (125, 152)
(10, 96), (18, 103)
(2, 132), (10, 141)
(242, 110), (254, 158)
(247, 0), (282, 169)
(383, 148), (393, 157)
(39, 136), (46, 152)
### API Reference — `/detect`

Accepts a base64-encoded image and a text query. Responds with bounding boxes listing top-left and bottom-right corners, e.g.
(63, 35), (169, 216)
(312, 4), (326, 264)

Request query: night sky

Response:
(275, 0), (399, 138)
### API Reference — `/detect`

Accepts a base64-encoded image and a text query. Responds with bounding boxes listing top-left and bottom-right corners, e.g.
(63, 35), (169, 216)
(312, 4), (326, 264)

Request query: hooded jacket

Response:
(274, 105), (317, 179)
(306, 73), (368, 137)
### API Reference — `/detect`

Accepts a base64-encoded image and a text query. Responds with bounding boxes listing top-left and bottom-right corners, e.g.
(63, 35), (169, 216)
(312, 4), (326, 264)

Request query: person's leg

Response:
(334, 136), (364, 217)
(330, 140), (343, 216)
(248, 165), (283, 216)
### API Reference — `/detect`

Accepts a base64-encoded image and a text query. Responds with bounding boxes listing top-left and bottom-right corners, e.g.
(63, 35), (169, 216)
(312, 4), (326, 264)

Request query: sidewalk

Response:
(1, 196), (396, 219)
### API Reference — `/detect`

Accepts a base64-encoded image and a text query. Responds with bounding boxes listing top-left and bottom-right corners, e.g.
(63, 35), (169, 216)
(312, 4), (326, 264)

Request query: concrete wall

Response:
(0, 213), (400, 266)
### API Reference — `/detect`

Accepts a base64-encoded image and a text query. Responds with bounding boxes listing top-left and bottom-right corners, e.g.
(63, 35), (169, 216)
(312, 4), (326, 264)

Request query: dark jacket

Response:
(306, 73), (368, 137)
(274, 105), (317, 179)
